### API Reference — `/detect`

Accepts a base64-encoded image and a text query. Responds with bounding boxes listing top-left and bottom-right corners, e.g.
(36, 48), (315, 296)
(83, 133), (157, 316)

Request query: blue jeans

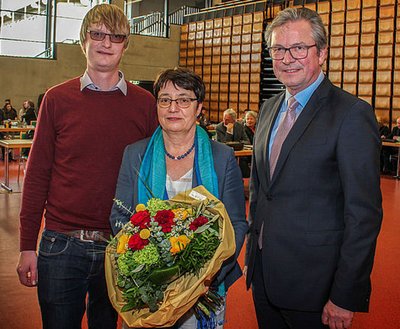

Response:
(37, 230), (117, 329)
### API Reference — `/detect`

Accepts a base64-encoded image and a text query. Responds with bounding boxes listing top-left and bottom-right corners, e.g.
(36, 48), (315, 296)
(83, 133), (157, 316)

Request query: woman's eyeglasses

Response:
(157, 97), (198, 108)
(87, 30), (127, 44)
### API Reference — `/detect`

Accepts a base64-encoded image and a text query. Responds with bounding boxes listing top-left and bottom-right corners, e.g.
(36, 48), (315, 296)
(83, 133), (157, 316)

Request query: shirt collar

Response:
(80, 70), (127, 95)
(285, 71), (325, 109)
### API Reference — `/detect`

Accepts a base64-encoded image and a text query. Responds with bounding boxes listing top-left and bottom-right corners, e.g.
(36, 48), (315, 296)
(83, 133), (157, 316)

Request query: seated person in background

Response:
(197, 107), (209, 128)
(3, 103), (18, 120)
(388, 117), (400, 141)
(244, 110), (258, 145)
(19, 100), (29, 120)
(216, 109), (250, 178)
(216, 108), (250, 144)
(377, 116), (390, 139)
(21, 100), (37, 125)
(377, 116), (390, 172)
(382, 117), (400, 174)
(197, 107), (212, 138)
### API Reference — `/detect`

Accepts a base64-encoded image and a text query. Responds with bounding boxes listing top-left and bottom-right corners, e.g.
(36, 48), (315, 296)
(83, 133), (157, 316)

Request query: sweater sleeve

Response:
(19, 93), (56, 251)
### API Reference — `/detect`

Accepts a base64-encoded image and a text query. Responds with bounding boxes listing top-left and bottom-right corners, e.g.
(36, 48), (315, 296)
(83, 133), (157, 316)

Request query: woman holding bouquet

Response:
(110, 67), (248, 328)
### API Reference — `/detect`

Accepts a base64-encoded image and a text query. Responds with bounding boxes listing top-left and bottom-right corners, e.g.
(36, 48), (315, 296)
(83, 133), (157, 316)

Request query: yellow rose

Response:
(139, 228), (151, 239)
(172, 208), (189, 220)
(135, 203), (146, 212)
(116, 234), (130, 254)
(169, 235), (191, 254)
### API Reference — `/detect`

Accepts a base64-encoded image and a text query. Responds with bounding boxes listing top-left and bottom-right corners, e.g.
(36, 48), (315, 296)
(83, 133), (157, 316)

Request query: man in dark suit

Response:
(245, 8), (382, 329)
(216, 108), (250, 144)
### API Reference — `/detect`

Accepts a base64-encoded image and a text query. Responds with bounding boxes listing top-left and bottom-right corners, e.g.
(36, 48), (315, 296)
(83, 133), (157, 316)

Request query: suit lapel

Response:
(270, 78), (331, 186)
(255, 93), (284, 187)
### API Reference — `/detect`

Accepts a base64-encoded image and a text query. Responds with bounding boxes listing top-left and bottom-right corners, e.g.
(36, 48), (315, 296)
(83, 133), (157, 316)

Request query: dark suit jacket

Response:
(388, 126), (400, 139)
(216, 121), (250, 144)
(110, 138), (248, 290)
(245, 77), (382, 312)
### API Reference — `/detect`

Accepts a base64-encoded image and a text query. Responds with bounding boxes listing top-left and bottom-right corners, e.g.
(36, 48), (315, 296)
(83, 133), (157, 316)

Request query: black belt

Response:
(62, 230), (107, 242)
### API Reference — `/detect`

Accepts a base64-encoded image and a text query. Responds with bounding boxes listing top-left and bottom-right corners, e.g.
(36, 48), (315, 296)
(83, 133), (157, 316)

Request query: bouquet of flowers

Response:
(105, 186), (236, 328)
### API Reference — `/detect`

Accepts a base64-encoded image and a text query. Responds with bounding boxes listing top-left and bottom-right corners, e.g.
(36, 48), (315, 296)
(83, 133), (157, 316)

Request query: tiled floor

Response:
(1, 161), (399, 328)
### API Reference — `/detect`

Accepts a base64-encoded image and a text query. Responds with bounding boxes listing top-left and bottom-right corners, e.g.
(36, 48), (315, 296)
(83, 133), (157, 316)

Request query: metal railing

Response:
(130, 5), (200, 37)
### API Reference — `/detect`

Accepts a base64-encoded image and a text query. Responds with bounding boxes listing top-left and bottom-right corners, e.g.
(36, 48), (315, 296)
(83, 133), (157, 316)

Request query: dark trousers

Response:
(251, 249), (328, 329)
(37, 230), (117, 329)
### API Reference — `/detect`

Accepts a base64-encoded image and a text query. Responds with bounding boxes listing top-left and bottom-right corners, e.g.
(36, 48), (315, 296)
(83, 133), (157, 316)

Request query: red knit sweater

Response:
(20, 77), (158, 250)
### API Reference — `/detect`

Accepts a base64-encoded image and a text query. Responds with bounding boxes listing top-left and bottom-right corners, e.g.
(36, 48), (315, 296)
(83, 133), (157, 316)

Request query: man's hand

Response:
(243, 265), (248, 278)
(322, 299), (354, 329)
(16, 251), (38, 287)
(225, 123), (234, 134)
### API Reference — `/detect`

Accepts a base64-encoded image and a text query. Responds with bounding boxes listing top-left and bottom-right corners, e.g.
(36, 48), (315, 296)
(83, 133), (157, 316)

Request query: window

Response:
(0, 0), (107, 59)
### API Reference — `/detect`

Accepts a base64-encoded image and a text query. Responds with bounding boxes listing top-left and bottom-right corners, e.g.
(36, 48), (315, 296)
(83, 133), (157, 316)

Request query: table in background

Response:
(382, 141), (400, 179)
(0, 126), (35, 134)
(234, 149), (253, 157)
(0, 139), (33, 192)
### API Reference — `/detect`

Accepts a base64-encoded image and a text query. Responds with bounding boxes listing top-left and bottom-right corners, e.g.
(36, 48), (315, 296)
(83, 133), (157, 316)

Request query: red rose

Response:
(128, 233), (149, 251)
(154, 210), (175, 233)
(130, 210), (150, 229)
(189, 215), (209, 231)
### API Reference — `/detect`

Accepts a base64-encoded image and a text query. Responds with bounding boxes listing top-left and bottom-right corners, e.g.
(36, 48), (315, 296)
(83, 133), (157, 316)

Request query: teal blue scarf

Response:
(137, 126), (219, 204)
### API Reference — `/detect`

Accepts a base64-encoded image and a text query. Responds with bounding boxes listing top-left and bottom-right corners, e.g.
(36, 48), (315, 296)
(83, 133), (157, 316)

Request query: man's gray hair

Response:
(224, 108), (237, 121)
(265, 7), (327, 51)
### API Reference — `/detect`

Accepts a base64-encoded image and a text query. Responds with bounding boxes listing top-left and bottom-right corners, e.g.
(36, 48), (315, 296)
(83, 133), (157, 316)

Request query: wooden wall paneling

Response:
(319, 12), (330, 27)
(328, 71), (342, 84)
(346, 21), (359, 34)
(363, 0), (378, 8)
(179, 24), (189, 67)
(393, 96), (400, 109)
(330, 35), (344, 47)
(233, 14), (242, 26)
(362, 7), (376, 21)
(347, 9), (360, 23)
(343, 71), (357, 83)
(359, 70), (374, 83)
(303, 3), (317, 11)
(345, 34), (359, 46)
(360, 45), (375, 58)
(243, 12), (253, 25)
(329, 59), (343, 71)
(343, 84), (357, 95)
(317, 0), (331, 14)
(345, 46), (358, 59)
(330, 47), (343, 59)
(331, 23), (344, 37)
(375, 96), (391, 109)
(347, 0), (361, 10)
(361, 20), (376, 34)
(376, 83), (392, 97)
(359, 58), (374, 71)
(189, 22), (196, 32)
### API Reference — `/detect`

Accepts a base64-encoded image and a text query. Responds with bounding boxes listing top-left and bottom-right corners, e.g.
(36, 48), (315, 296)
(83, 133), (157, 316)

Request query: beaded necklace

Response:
(164, 142), (195, 160)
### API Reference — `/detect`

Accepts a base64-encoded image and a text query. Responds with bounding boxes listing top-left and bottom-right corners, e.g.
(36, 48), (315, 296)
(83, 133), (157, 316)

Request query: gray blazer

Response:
(245, 77), (382, 312)
(110, 138), (248, 289)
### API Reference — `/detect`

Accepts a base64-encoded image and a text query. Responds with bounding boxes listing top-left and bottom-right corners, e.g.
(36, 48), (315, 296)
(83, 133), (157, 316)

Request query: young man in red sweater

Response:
(16, 4), (158, 329)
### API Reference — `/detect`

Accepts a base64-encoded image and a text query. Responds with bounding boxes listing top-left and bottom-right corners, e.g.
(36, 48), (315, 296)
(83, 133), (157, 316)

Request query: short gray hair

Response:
(223, 108), (237, 121)
(265, 7), (327, 52)
(245, 110), (258, 121)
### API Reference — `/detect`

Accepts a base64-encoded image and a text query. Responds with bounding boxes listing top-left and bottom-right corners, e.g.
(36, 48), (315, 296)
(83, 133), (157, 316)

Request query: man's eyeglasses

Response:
(157, 97), (198, 108)
(268, 44), (317, 60)
(87, 30), (127, 43)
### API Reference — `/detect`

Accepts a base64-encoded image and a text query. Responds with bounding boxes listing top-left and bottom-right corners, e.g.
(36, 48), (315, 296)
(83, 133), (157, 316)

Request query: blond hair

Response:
(80, 4), (130, 51)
